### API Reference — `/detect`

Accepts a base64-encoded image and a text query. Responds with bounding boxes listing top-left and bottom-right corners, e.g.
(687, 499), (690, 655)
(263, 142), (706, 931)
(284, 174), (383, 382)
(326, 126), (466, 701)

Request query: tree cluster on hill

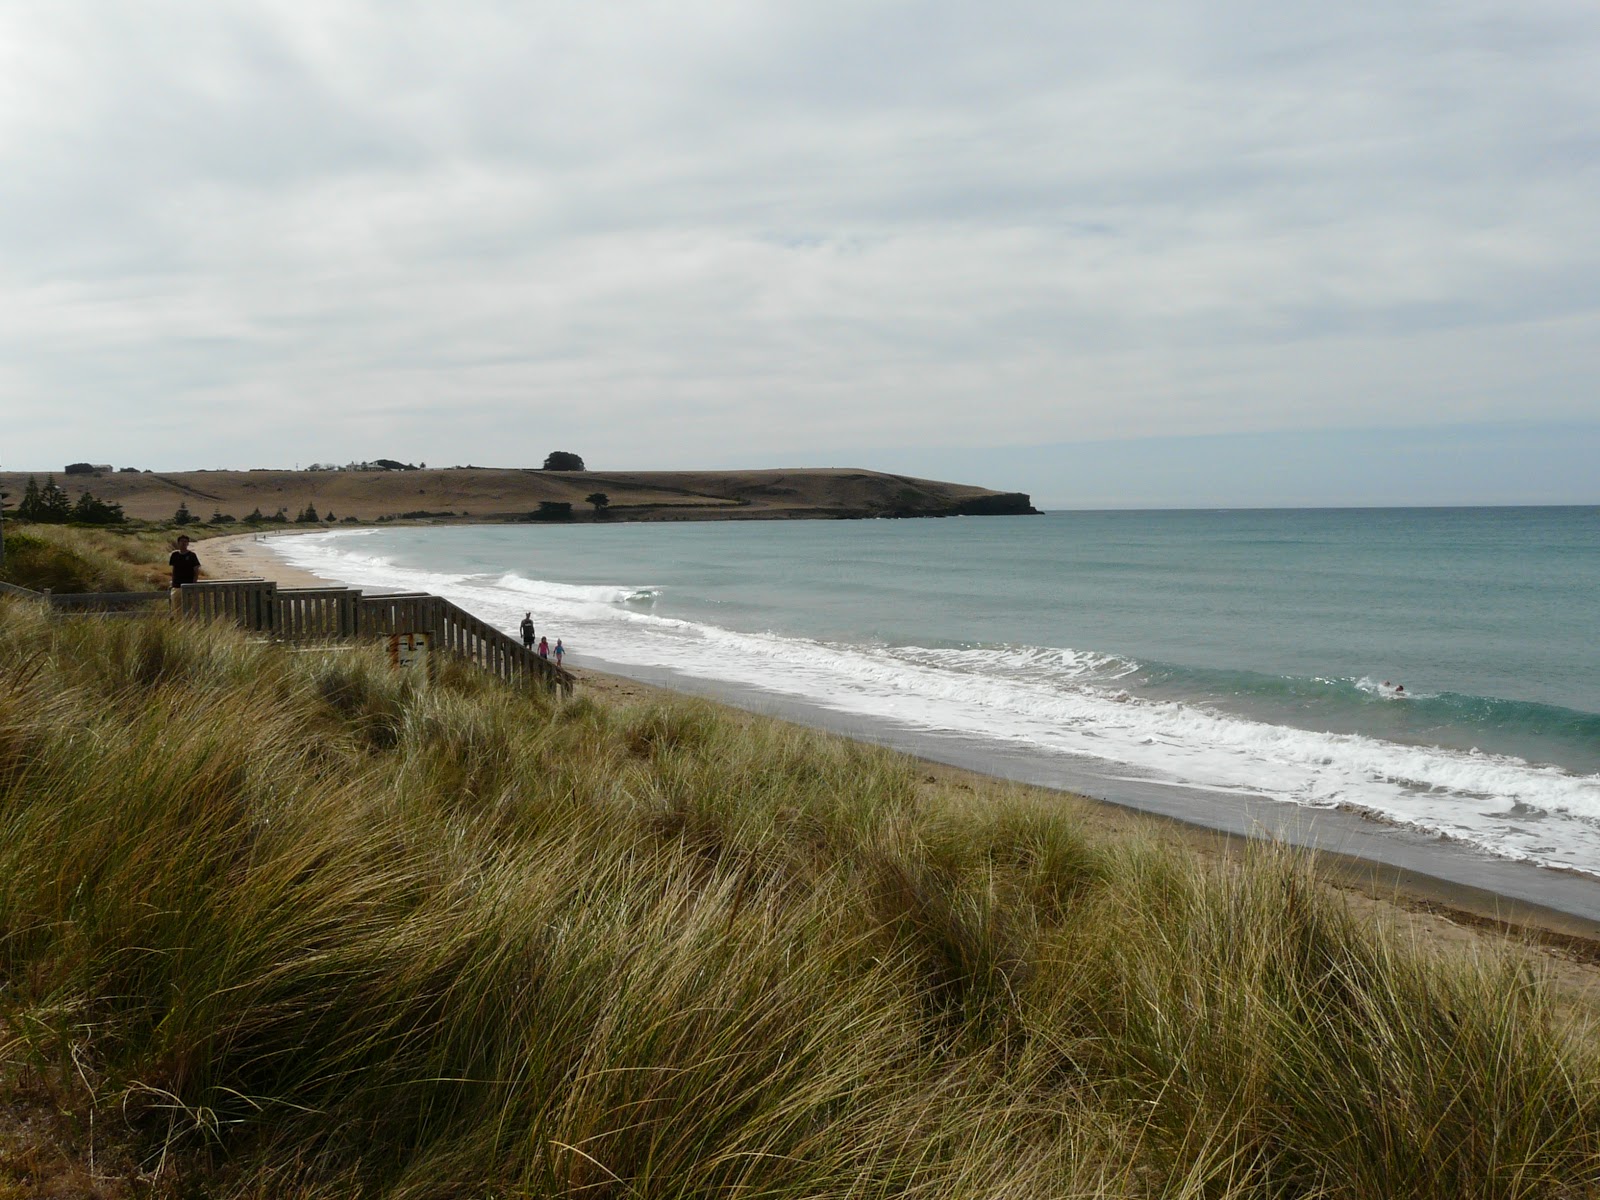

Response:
(542, 451), (586, 471)
(14, 474), (125, 525)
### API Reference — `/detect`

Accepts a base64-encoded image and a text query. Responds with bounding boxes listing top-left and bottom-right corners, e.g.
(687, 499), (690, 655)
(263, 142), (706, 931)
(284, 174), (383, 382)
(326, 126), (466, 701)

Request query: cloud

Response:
(2, 0), (1597, 499)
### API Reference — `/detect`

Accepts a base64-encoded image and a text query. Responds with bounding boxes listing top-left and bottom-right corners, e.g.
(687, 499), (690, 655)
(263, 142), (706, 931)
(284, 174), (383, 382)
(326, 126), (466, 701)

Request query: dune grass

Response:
(1, 597), (1598, 1197)
(0, 524), (178, 593)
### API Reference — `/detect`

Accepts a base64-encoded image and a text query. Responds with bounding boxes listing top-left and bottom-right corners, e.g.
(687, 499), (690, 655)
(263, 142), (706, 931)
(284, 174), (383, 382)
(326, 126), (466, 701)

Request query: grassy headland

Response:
(2, 575), (1600, 1195)
(0, 467), (1038, 525)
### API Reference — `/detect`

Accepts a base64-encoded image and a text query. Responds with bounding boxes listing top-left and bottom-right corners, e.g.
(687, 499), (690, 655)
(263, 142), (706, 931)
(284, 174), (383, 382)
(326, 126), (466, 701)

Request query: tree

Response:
(71, 492), (125, 525)
(42, 477), (72, 523)
(294, 503), (320, 523)
(174, 502), (195, 526)
(585, 492), (610, 515)
(64, 462), (96, 475)
(17, 476), (42, 521)
(533, 501), (573, 521)
(20, 476), (74, 524)
(542, 451), (585, 471)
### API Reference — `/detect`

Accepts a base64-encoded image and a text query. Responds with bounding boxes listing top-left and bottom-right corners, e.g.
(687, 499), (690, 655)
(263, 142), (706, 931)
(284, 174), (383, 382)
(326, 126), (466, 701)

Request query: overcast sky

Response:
(3, 1), (1597, 507)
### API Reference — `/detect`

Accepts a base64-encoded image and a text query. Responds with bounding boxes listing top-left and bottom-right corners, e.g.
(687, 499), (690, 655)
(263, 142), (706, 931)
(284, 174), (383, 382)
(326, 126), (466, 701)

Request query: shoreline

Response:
(201, 529), (1600, 967)
(202, 528), (342, 588)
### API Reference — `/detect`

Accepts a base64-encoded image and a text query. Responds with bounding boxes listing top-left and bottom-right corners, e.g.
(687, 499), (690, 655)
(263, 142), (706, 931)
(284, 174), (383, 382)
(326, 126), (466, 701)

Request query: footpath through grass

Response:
(1, 598), (1598, 1197)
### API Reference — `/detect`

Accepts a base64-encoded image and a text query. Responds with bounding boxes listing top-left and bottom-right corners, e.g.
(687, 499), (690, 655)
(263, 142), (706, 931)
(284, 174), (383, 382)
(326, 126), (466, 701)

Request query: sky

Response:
(2, 1), (1597, 508)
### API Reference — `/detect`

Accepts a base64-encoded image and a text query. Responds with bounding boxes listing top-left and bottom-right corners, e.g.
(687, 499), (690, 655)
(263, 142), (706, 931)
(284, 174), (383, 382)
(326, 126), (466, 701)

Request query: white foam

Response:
(264, 533), (1600, 878)
(1356, 675), (1429, 701)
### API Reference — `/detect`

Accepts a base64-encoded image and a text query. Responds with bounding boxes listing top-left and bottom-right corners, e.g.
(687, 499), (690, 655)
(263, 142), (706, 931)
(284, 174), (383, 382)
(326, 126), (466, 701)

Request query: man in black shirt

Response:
(169, 535), (200, 589)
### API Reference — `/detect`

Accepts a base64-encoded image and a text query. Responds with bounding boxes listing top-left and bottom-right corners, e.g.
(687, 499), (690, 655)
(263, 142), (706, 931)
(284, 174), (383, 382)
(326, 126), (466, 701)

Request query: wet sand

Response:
(198, 529), (1600, 994)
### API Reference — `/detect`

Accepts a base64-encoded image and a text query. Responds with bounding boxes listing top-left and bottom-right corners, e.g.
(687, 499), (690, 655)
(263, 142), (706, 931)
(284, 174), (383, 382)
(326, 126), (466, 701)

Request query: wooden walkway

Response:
(2, 578), (571, 695)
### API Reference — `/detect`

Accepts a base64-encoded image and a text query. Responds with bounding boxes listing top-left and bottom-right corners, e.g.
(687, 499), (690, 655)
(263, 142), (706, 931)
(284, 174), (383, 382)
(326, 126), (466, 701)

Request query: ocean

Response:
(270, 507), (1600, 891)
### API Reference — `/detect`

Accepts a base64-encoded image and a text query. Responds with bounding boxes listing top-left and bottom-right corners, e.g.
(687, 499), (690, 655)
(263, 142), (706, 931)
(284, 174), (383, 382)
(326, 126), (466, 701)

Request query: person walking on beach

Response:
(520, 612), (535, 649)
(553, 638), (564, 667)
(538, 636), (549, 659)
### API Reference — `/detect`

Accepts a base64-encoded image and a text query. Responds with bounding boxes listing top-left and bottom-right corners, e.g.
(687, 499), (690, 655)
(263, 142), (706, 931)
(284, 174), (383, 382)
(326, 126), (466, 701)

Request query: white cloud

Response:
(2, 0), (1597, 489)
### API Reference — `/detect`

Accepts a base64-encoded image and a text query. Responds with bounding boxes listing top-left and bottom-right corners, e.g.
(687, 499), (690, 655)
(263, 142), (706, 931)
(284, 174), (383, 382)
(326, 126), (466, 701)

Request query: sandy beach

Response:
(201, 529), (344, 588)
(185, 528), (1600, 996)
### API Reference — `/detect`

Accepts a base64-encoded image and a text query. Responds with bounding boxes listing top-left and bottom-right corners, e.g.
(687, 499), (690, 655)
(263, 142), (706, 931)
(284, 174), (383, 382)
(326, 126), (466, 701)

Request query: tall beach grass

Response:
(1, 596), (1597, 1197)
(0, 523), (179, 593)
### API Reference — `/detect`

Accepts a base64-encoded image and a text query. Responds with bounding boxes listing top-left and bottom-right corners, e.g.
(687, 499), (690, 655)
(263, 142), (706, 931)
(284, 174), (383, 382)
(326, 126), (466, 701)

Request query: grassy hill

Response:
(0, 467), (1038, 524)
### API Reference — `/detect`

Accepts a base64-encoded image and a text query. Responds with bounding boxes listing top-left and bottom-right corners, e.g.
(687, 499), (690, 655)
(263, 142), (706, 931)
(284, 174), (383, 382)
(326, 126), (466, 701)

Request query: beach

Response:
(198, 527), (1600, 982)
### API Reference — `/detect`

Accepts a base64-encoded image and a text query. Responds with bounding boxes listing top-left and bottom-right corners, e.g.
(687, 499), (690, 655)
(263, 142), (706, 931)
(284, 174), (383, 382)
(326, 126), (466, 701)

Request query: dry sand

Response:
(201, 530), (342, 588)
(196, 529), (1600, 998)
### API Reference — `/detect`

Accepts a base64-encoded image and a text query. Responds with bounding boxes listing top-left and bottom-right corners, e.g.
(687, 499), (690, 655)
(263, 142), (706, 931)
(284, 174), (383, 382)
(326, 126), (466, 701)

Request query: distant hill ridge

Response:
(0, 467), (1038, 523)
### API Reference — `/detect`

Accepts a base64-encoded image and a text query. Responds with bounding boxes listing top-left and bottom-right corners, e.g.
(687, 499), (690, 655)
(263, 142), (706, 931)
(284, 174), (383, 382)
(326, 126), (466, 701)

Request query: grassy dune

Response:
(2, 598), (1598, 1198)
(0, 524), (175, 594)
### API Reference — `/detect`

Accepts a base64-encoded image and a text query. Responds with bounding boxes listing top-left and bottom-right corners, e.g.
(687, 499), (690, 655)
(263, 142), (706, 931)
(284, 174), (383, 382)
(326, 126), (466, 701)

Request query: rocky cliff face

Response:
(946, 493), (1039, 516)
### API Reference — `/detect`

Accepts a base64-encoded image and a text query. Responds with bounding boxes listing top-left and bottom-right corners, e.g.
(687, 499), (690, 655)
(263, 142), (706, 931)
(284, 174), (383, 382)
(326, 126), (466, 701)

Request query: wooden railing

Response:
(1, 577), (571, 696)
(0, 580), (170, 610)
(175, 579), (273, 626)
(178, 579), (571, 695)
(279, 587), (361, 639)
(46, 590), (172, 609)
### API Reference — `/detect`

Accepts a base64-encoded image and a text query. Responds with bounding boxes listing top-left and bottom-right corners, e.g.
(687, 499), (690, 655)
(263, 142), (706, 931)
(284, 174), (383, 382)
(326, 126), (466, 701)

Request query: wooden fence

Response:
(0, 580), (170, 611)
(0, 577), (569, 695)
(178, 579), (572, 695)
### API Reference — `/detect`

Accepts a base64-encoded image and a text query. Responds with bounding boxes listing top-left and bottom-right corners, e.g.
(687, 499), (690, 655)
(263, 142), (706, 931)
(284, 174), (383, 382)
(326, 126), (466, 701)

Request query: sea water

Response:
(271, 508), (1600, 880)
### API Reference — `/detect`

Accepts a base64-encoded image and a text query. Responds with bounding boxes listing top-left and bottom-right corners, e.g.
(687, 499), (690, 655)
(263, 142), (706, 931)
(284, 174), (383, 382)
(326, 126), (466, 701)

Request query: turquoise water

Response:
(277, 506), (1600, 876)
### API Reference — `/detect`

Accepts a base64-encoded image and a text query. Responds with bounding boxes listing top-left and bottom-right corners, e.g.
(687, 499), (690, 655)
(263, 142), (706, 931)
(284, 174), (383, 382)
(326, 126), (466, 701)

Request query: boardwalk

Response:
(180, 579), (571, 694)
(5, 578), (571, 695)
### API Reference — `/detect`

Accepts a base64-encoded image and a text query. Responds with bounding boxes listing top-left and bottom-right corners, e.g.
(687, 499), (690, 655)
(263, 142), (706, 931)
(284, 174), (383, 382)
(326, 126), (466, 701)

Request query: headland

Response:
(0, 466), (1038, 523)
